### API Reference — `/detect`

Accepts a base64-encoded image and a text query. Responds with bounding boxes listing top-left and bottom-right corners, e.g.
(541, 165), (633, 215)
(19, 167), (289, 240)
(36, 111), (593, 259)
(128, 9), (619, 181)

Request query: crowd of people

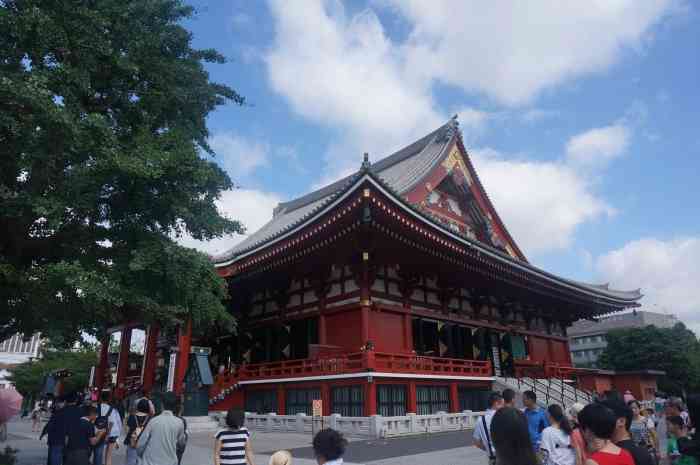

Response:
(32, 383), (699, 465)
(35, 388), (347, 465)
(36, 389), (182, 465)
(473, 388), (699, 465)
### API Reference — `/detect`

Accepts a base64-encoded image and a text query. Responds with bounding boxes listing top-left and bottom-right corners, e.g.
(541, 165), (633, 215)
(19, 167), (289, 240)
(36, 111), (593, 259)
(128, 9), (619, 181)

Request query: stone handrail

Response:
(237, 411), (485, 439)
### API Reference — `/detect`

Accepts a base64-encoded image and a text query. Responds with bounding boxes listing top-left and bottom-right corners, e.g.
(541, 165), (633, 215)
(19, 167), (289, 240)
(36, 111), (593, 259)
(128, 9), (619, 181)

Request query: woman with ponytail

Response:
(541, 404), (578, 465)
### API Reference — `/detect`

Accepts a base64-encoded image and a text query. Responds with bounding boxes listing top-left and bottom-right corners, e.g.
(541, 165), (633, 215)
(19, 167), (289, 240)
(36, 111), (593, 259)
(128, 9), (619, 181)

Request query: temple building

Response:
(96, 117), (642, 416)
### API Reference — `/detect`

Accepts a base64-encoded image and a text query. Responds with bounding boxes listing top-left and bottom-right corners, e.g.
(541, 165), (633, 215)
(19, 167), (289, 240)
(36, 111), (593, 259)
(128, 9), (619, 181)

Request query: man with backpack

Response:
(473, 391), (504, 465)
(94, 391), (122, 465)
(137, 392), (187, 465)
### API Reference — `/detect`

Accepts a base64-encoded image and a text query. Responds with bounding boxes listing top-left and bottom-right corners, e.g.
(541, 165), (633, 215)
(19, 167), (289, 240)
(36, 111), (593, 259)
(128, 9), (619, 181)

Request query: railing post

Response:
(369, 415), (382, 439)
(296, 413), (306, 433)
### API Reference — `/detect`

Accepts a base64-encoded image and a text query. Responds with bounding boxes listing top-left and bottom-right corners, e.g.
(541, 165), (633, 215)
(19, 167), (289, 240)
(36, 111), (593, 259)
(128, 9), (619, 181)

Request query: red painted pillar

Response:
(95, 334), (109, 391)
(321, 383), (331, 416)
(319, 312), (327, 346)
(365, 381), (377, 416)
(141, 325), (159, 394)
(174, 320), (192, 395)
(115, 327), (133, 399)
(407, 380), (417, 413)
(361, 307), (370, 344)
(547, 338), (555, 363)
(403, 313), (414, 353)
(277, 384), (286, 415)
(449, 382), (459, 413)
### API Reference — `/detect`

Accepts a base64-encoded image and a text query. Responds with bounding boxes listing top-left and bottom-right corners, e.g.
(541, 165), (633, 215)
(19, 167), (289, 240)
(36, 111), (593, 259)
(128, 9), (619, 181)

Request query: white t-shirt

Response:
(540, 426), (576, 465)
(99, 403), (122, 439)
(473, 409), (497, 456)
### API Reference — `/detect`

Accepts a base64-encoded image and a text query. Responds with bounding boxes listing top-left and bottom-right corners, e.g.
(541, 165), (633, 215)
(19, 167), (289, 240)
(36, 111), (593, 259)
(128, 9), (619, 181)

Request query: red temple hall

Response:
(97, 117), (642, 416)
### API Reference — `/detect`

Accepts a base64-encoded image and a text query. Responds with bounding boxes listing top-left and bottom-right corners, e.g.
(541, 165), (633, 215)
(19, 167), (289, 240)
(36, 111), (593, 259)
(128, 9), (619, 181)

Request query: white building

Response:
(0, 333), (42, 389)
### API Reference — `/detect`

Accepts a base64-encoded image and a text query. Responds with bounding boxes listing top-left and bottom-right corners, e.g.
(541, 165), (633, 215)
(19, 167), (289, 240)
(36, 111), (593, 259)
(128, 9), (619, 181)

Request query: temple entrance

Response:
(182, 348), (213, 416)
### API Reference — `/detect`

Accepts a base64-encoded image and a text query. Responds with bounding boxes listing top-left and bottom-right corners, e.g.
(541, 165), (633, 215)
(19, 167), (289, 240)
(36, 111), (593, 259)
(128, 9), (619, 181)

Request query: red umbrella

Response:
(0, 389), (23, 423)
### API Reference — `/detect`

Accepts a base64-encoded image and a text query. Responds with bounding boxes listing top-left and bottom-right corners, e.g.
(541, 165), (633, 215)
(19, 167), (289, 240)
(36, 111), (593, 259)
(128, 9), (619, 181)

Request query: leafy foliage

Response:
(0, 0), (244, 344)
(8, 349), (97, 397)
(598, 323), (700, 395)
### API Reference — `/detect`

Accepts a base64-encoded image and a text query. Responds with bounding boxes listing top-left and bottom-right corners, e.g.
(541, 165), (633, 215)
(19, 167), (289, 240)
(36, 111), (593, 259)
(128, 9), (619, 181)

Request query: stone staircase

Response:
(495, 376), (594, 409)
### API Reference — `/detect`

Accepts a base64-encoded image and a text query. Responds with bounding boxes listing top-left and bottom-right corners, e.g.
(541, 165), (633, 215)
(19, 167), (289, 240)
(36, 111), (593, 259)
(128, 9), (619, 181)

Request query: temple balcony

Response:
(209, 351), (493, 401)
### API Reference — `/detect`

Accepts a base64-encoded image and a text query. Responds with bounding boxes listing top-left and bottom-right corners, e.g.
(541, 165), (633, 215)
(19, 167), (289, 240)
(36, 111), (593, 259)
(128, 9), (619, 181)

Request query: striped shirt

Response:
(216, 427), (250, 465)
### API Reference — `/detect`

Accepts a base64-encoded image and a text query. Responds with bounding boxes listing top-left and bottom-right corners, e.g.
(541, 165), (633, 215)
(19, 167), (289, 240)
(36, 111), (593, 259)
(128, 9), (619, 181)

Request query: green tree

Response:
(0, 0), (245, 345)
(8, 349), (97, 398)
(598, 323), (700, 395)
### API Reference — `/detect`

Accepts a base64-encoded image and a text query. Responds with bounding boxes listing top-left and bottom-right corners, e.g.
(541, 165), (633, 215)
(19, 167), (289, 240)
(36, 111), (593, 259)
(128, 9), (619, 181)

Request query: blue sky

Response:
(177, 1), (700, 331)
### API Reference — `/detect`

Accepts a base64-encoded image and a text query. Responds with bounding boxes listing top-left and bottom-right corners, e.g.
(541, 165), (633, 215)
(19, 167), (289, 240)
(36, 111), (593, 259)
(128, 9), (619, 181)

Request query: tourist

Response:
(31, 405), (42, 432)
(124, 399), (151, 465)
(523, 390), (550, 453)
(541, 404), (577, 465)
(600, 399), (654, 465)
(473, 391), (504, 464)
(175, 397), (188, 465)
(214, 407), (254, 465)
(667, 415), (698, 465)
(667, 399), (689, 425)
(654, 393), (666, 417)
(628, 401), (656, 452)
(135, 389), (156, 416)
(65, 405), (106, 465)
(312, 428), (347, 465)
(503, 388), (516, 408)
(40, 398), (67, 465)
(491, 407), (539, 465)
(644, 408), (658, 429)
(95, 391), (122, 465)
(578, 403), (635, 465)
(568, 402), (589, 465)
(624, 391), (635, 404)
(269, 450), (293, 465)
(136, 392), (187, 465)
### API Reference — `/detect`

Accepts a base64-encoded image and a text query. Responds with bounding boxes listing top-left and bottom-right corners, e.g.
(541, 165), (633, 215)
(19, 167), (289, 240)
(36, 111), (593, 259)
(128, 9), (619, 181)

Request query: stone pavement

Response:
(3, 417), (488, 465)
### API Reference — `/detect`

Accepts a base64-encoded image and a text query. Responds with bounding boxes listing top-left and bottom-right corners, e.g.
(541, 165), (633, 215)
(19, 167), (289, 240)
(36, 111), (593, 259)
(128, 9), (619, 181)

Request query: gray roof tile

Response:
(212, 119), (455, 263)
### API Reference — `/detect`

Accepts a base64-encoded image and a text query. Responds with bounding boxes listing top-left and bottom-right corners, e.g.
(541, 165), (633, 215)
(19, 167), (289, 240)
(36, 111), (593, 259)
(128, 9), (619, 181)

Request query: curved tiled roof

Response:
(212, 119), (455, 263)
(210, 117), (642, 306)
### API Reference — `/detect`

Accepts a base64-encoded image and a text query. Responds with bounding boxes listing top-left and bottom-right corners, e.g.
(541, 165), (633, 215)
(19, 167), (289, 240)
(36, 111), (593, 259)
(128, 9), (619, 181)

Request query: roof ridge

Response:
(273, 119), (453, 216)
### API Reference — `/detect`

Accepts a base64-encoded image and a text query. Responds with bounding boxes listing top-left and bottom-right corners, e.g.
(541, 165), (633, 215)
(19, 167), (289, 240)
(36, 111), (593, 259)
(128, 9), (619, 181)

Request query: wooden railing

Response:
(371, 352), (492, 377)
(213, 351), (493, 385)
(238, 352), (366, 380)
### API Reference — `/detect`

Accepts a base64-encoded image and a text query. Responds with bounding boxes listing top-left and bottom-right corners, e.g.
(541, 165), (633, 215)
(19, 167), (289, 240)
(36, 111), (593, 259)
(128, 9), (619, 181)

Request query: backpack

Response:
(129, 415), (149, 448)
(94, 403), (114, 435)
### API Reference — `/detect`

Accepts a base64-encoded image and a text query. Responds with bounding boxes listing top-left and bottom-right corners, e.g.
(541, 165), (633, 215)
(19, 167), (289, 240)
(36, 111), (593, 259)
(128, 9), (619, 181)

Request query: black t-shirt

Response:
(66, 417), (95, 451)
(618, 439), (654, 465)
(44, 408), (67, 445)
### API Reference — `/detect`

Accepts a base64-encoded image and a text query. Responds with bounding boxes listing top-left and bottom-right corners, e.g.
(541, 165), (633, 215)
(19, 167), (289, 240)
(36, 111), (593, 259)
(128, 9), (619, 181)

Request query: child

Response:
(269, 450), (292, 465)
(214, 408), (254, 465)
(667, 415), (698, 465)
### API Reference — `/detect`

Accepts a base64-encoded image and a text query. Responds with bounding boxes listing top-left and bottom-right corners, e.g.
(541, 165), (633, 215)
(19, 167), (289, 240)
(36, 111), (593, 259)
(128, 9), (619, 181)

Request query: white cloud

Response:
(596, 237), (700, 334)
(390, 0), (681, 105)
(209, 133), (269, 181)
(266, 0), (443, 183)
(264, 0), (669, 257)
(565, 124), (631, 167)
(470, 148), (614, 254)
(177, 189), (282, 256)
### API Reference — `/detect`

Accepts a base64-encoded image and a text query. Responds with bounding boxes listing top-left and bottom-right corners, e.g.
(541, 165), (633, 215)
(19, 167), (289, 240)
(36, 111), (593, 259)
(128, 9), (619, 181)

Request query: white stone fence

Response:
(217, 411), (484, 439)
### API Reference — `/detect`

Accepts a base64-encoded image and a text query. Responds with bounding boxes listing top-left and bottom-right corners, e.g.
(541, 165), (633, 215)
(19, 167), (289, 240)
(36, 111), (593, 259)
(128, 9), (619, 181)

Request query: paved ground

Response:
(2, 417), (488, 465)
